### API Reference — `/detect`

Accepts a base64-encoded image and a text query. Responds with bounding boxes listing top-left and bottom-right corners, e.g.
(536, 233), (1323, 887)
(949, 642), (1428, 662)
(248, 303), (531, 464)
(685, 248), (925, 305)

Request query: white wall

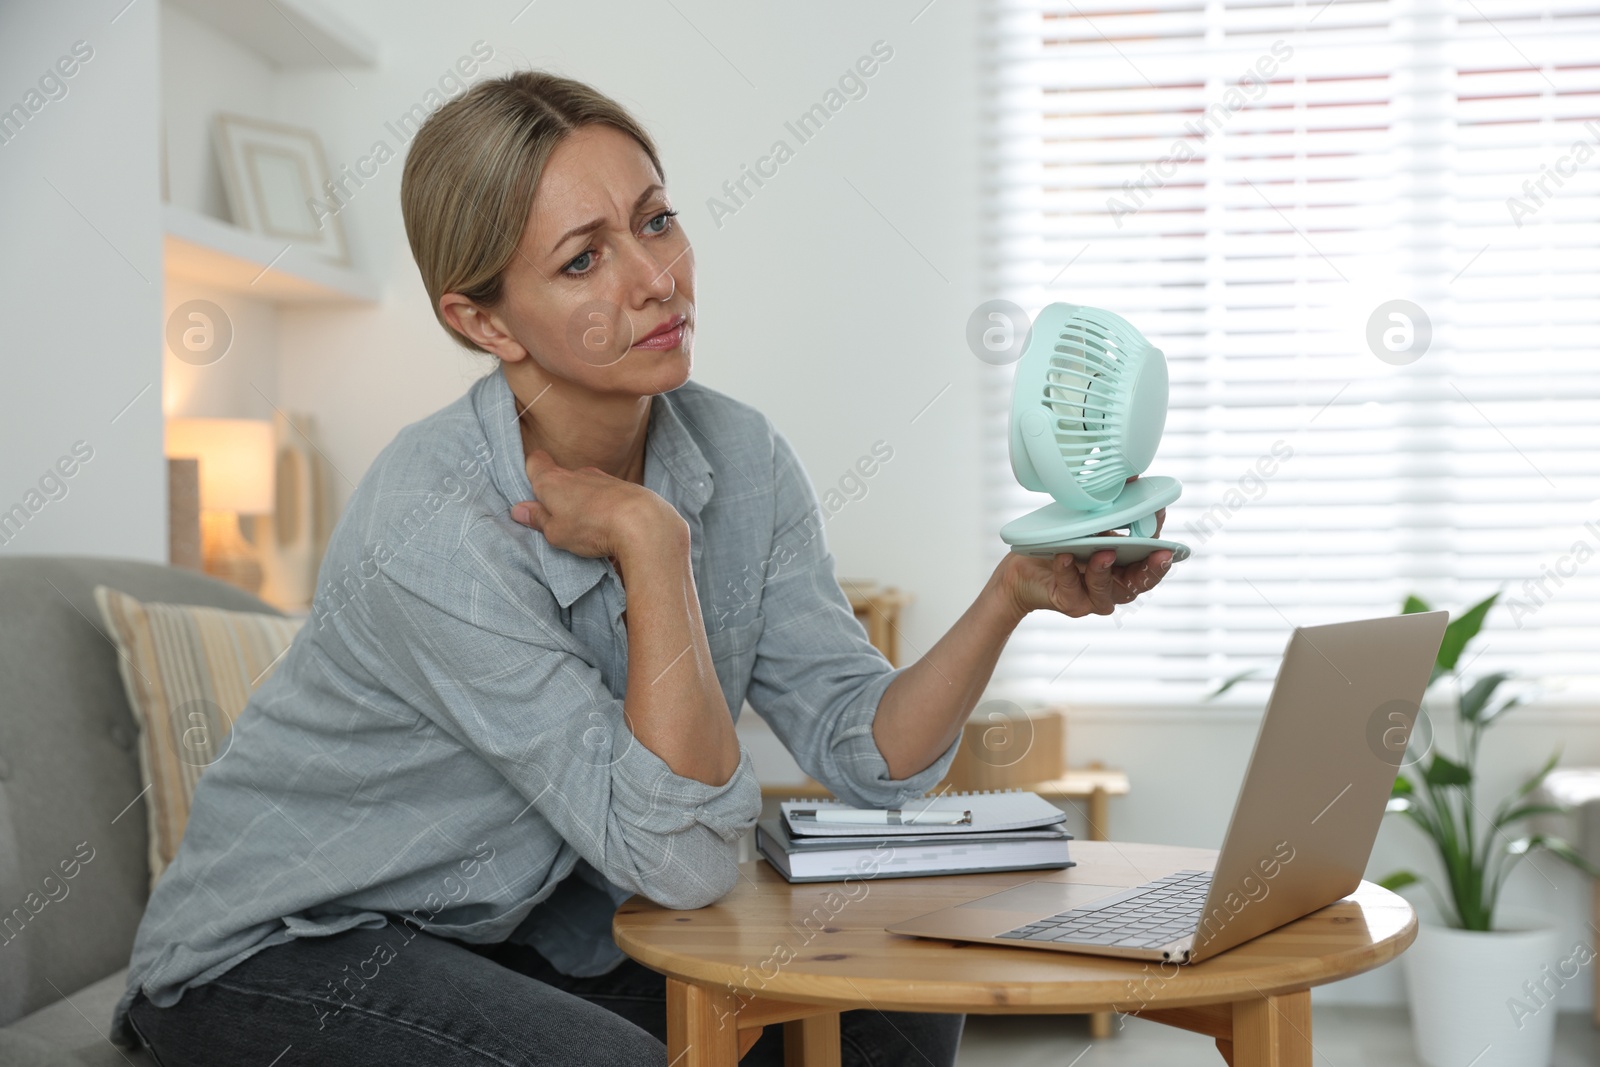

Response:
(263, 0), (988, 660)
(0, 1), (164, 561)
(154, 0), (982, 686)
(159, 5), (282, 428)
(156, 0), (987, 653)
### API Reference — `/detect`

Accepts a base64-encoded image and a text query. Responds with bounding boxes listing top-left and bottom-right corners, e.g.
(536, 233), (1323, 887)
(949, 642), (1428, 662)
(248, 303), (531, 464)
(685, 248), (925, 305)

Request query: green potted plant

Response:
(1379, 592), (1597, 1067)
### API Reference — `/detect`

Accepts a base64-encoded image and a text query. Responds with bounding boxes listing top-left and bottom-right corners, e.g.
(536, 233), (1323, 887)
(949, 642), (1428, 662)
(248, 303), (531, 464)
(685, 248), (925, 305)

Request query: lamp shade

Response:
(166, 417), (275, 514)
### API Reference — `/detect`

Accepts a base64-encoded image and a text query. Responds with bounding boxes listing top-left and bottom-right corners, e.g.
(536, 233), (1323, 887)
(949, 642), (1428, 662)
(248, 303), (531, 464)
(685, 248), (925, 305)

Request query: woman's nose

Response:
(621, 236), (679, 304)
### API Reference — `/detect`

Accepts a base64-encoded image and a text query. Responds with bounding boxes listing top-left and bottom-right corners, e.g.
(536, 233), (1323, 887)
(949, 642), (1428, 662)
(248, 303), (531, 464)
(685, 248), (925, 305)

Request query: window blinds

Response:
(981, 0), (1600, 706)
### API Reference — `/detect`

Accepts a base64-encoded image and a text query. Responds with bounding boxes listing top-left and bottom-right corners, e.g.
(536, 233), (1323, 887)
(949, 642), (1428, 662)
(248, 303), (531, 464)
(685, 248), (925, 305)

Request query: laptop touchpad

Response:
(955, 881), (1124, 913)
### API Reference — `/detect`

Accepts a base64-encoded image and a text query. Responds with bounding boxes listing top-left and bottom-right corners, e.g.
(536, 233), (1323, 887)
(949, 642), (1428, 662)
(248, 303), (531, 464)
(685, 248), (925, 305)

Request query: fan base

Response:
(1006, 535), (1190, 566)
(999, 476), (1180, 542)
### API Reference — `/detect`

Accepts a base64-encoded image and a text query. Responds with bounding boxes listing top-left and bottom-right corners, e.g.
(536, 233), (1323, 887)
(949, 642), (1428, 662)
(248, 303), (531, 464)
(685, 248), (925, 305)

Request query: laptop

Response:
(886, 610), (1448, 964)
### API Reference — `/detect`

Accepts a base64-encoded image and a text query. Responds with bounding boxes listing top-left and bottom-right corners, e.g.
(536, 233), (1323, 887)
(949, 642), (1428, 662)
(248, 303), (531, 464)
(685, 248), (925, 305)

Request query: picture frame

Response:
(212, 112), (350, 266)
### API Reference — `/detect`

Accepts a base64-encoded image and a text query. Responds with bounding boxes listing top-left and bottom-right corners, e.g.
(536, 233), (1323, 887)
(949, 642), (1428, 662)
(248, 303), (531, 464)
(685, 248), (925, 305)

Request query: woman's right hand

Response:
(510, 449), (686, 563)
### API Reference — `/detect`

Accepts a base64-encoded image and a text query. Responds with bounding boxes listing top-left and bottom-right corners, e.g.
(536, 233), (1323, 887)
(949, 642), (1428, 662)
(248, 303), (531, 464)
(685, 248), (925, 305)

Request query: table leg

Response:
(1087, 783), (1112, 1039)
(666, 978), (741, 1067)
(666, 982), (844, 1067)
(783, 1012), (842, 1067)
(1088, 786), (1109, 842)
(1140, 993), (1311, 1066)
(1228, 989), (1312, 1067)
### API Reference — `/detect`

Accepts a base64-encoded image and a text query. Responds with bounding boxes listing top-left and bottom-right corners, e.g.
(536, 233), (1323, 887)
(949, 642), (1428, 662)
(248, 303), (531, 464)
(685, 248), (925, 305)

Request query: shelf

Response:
(164, 0), (378, 70)
(163, 203), (381, 305)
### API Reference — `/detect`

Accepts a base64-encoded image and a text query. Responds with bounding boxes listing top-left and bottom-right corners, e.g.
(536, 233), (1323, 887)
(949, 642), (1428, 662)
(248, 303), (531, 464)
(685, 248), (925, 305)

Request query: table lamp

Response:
(165, 417), (275, 595)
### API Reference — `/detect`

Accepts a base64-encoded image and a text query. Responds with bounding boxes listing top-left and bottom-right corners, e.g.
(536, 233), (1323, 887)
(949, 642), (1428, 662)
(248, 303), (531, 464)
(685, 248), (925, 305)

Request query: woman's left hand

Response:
(1001, 505), (1172, 619)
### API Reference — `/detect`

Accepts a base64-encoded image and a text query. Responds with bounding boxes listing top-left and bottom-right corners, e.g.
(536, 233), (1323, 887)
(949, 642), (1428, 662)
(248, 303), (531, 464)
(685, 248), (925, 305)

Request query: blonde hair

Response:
(400, 71), (666, 353)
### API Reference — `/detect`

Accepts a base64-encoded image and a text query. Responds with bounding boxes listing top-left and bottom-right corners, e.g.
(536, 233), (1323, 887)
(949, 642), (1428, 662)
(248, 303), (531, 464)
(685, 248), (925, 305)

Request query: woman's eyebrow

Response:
(547, 183), (666, 257)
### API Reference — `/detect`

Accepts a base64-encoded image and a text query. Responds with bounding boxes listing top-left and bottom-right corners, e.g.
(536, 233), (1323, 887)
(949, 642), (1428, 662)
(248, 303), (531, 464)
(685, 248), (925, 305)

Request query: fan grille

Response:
(1040, 318), (1144, 499)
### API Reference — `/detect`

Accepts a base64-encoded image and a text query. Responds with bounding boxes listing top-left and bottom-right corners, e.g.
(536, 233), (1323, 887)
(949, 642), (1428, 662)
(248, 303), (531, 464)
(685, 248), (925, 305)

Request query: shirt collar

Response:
(474, 367), (715, 609)
(646, 387), (716, 515)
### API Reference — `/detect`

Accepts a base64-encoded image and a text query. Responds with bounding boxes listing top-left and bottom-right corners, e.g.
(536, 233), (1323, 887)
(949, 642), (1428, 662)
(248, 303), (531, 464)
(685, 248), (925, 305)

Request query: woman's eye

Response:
(563, 211), (676, 276)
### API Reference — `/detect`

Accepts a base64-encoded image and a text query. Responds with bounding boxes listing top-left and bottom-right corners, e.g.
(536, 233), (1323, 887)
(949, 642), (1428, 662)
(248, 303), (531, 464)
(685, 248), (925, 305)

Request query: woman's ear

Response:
(440, 293), (527, 364)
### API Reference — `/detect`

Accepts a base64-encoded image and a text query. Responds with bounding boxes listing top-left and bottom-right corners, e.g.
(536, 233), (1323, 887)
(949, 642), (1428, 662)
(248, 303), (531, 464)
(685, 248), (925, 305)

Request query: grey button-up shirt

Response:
(112, 367), (960, 1045)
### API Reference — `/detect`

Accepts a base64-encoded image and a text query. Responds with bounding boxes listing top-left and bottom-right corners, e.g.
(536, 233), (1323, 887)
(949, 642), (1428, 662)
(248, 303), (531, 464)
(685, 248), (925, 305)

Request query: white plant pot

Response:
(1402, 908), (1565, 1067)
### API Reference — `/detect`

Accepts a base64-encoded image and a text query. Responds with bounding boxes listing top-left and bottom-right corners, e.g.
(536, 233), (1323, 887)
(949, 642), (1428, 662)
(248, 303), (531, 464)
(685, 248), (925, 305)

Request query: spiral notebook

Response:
(780, 789), (1068, 838)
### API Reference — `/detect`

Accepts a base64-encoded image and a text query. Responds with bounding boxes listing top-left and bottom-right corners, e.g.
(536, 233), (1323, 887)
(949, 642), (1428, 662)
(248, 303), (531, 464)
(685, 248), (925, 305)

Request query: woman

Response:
(113, 71), (1172, 1066)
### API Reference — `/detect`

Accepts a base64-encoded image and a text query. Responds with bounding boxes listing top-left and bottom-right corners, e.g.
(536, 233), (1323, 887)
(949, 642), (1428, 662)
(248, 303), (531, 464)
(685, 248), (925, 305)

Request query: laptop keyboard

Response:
(995, 870), (1212, 950)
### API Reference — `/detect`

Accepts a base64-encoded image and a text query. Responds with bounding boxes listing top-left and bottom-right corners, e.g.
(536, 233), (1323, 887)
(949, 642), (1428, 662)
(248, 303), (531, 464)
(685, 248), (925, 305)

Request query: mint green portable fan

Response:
(1000, 303), (1191, 566)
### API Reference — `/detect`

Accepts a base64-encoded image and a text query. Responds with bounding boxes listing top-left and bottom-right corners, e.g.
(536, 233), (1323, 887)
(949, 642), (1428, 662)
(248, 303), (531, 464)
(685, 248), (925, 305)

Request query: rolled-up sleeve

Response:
(745, 426), (962, 809)
(358, 542), (761, 910)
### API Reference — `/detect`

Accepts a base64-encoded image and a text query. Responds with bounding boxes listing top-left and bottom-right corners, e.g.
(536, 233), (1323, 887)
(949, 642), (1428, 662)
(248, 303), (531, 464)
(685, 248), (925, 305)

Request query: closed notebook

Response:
(781, 789), (1069, 838)
(756, 816), (1074, 883)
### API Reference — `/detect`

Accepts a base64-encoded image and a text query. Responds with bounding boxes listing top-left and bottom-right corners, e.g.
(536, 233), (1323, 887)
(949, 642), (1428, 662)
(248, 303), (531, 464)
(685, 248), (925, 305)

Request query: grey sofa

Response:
(0, 556), (284, 1066)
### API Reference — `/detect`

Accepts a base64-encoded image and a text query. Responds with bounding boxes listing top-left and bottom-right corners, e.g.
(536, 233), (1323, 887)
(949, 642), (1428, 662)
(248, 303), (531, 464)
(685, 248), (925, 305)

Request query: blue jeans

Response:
(126, 918), (964, 1066)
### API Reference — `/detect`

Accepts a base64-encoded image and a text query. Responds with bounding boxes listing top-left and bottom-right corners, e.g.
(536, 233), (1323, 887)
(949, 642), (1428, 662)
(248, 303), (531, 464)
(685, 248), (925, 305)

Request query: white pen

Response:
(792, 807), (973, 826)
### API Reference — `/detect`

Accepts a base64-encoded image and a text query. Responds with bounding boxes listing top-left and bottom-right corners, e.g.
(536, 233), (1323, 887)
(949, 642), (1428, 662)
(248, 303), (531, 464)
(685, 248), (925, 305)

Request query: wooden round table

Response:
(613, 841), (1417, 1067)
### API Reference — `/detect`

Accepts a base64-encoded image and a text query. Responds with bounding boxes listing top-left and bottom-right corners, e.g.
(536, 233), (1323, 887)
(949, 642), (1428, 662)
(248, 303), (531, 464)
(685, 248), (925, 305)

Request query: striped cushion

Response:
(93, 585), (304, 891)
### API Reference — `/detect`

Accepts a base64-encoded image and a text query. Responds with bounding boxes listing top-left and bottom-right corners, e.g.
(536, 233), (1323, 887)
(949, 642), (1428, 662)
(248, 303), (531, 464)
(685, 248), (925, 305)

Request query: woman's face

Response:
(458, 124), (695, 396)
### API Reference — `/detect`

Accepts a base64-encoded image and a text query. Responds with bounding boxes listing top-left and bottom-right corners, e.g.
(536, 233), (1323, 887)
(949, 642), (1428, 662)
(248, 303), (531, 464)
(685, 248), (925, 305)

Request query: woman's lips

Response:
(632, 315), (686, 350)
